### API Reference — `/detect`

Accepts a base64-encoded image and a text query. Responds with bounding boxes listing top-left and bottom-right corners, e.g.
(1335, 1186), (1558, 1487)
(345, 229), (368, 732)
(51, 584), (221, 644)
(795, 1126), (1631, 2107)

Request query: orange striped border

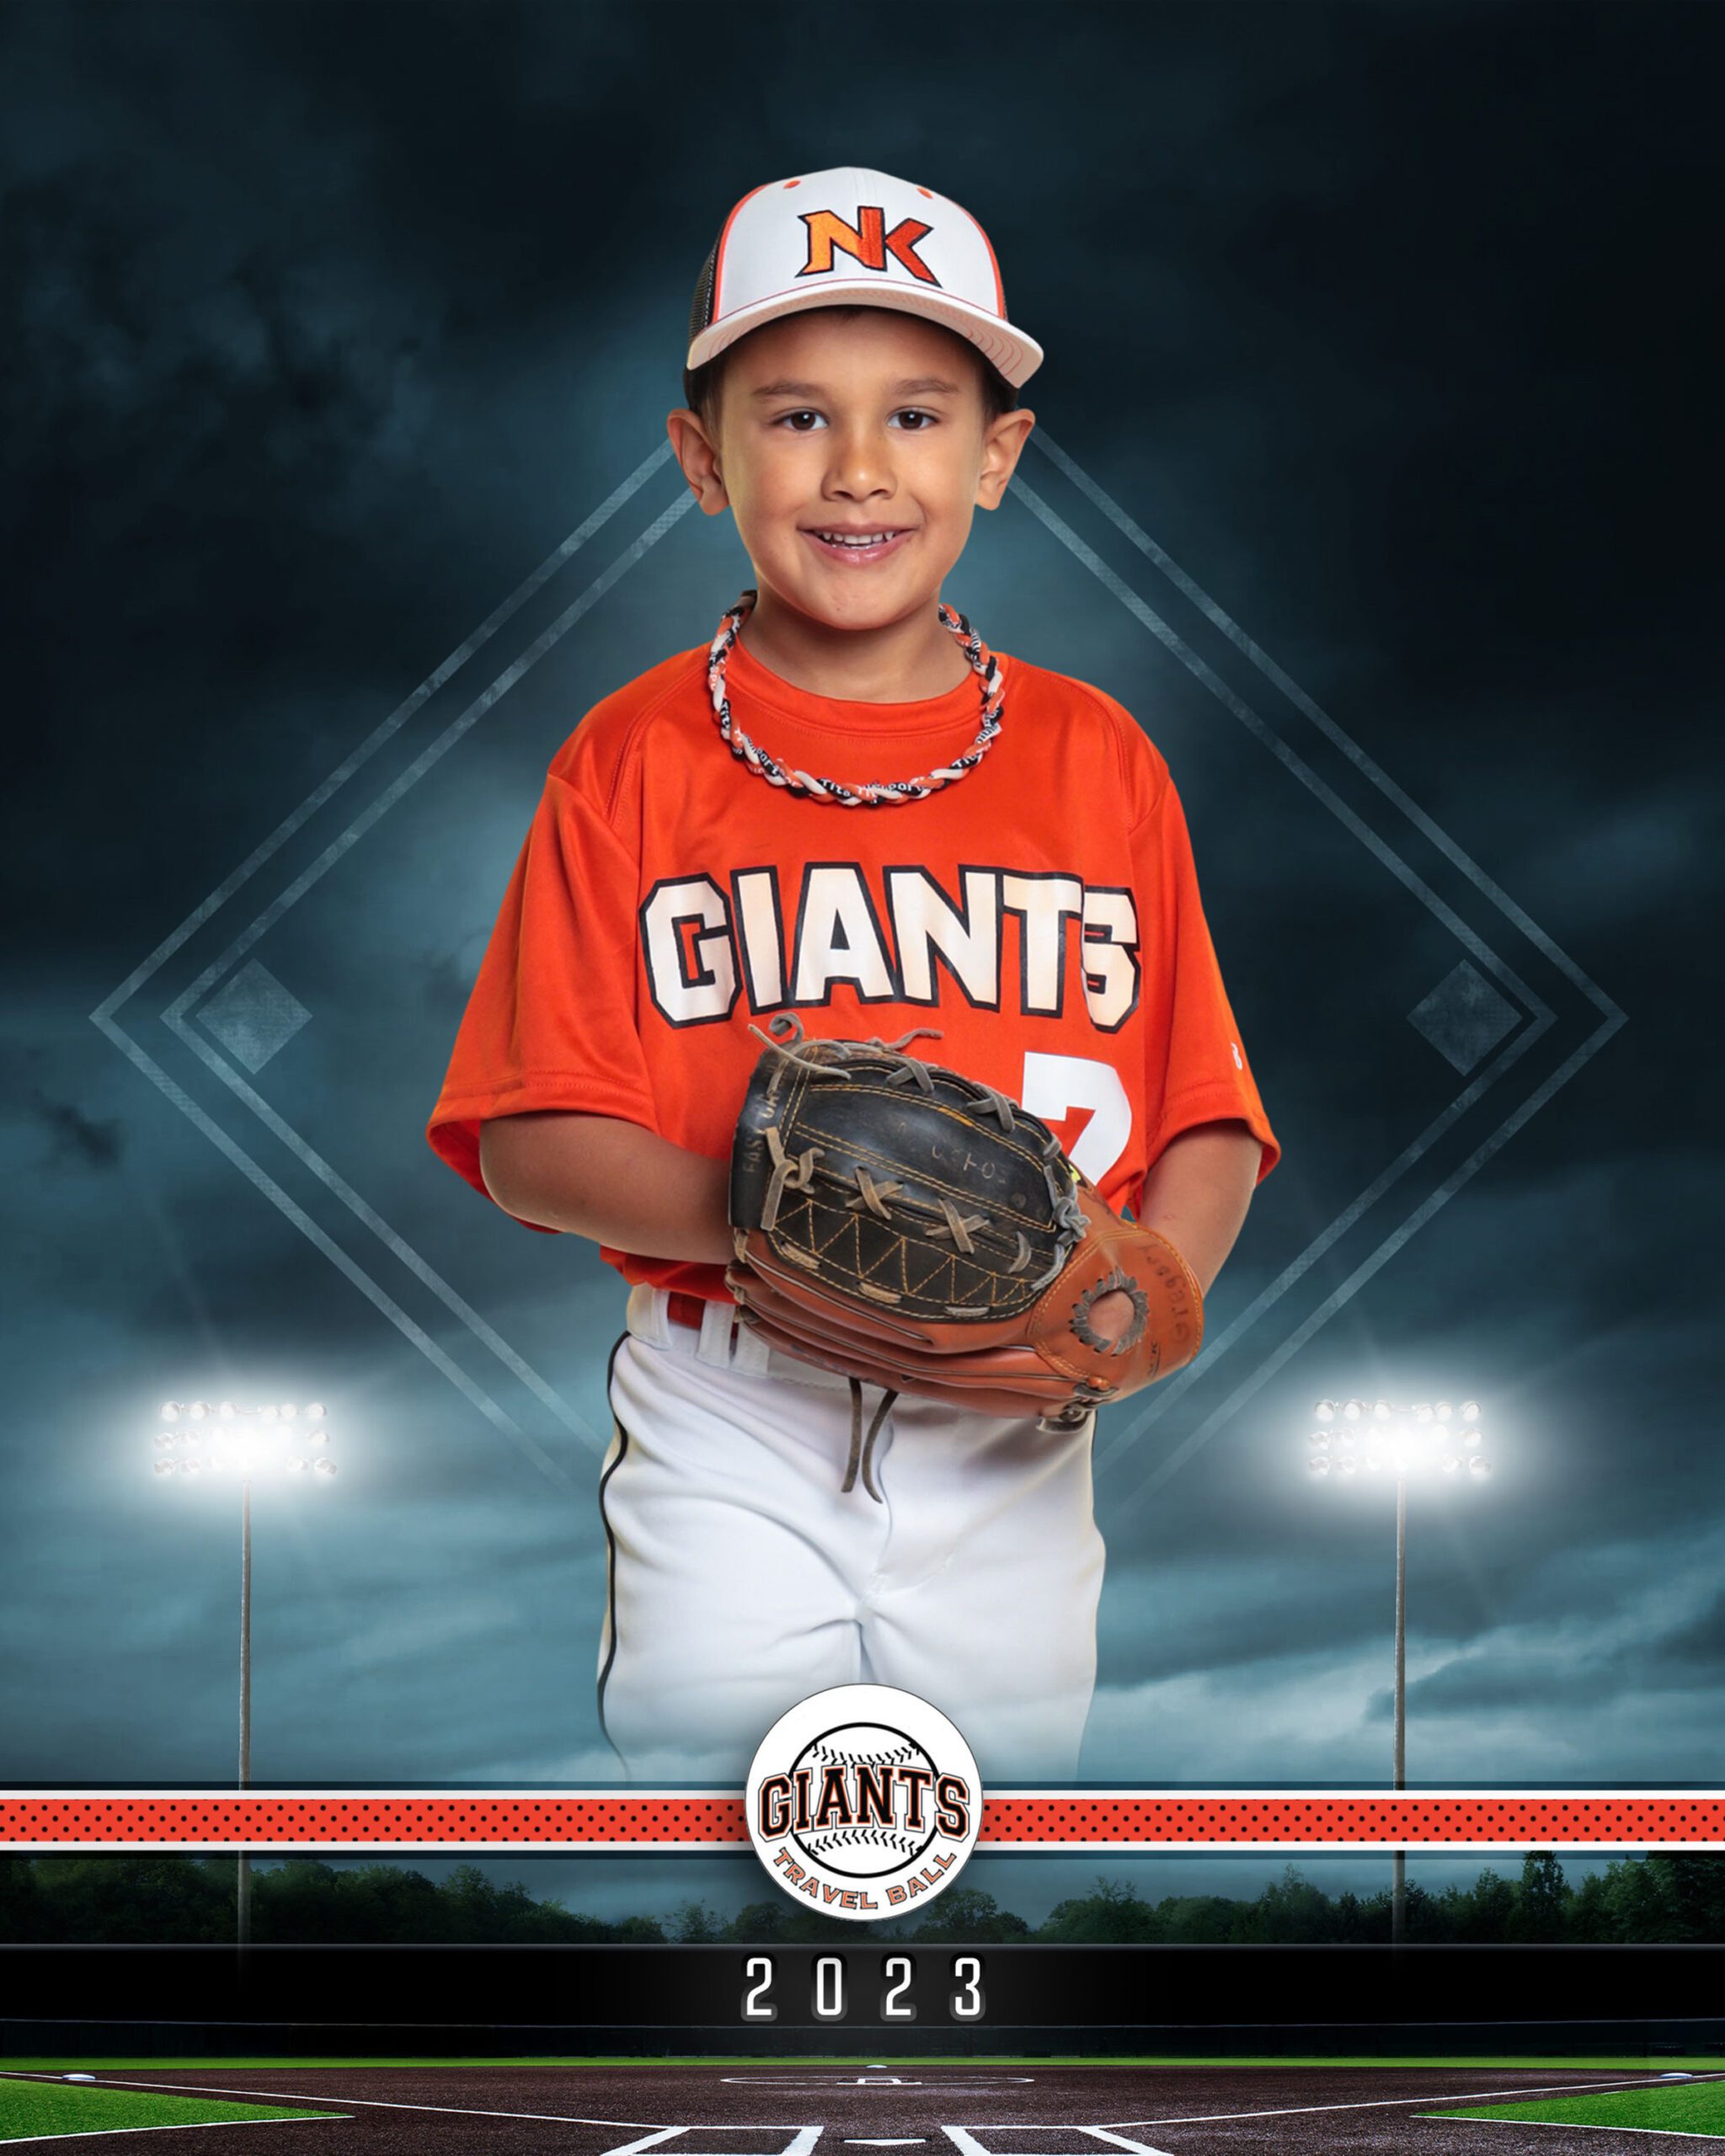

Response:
(4, 1791), (1725, 1851)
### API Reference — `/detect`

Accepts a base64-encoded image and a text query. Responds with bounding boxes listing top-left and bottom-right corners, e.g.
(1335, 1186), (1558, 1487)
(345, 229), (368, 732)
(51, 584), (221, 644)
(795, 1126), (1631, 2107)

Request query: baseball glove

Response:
(725, 1013), (1205, 1498)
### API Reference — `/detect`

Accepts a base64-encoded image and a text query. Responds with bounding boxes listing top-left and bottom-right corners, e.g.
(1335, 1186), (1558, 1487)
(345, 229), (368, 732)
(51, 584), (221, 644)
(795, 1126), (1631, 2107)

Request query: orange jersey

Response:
(426, 632), (1281, 1300)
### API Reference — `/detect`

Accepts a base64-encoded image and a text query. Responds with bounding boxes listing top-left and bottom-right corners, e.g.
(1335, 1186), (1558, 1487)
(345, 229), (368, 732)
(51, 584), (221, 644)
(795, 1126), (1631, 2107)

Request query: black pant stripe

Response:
(595, 1327), (633, 1770)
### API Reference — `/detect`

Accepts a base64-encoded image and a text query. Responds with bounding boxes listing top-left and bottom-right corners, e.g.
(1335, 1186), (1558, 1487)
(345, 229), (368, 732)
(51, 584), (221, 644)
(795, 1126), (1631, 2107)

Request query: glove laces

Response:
(842, 1380), (896, 1503)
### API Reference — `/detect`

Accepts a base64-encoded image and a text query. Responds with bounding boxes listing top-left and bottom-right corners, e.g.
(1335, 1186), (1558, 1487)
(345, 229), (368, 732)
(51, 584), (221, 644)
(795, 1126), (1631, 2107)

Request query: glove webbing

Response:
(736, 1011), (1102, 1474)
(756, 1118), (1069, 1308)
(748, 1019), (1087, 1304)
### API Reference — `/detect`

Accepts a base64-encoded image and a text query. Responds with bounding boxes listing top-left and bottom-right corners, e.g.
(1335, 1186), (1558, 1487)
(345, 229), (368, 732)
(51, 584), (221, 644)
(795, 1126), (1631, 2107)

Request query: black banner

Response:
(3, 1943), (1724, 2052)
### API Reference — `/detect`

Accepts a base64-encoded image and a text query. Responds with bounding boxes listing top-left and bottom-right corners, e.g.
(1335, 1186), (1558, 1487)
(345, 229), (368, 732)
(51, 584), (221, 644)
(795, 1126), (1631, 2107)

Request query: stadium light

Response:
(150, 1400), (338, 1945)
(1306, 1397), (1491, 1945)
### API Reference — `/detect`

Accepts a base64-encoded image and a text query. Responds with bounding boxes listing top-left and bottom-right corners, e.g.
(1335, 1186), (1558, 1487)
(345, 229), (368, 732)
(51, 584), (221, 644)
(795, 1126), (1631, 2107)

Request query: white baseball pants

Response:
(598, 1283), (1106, 1782)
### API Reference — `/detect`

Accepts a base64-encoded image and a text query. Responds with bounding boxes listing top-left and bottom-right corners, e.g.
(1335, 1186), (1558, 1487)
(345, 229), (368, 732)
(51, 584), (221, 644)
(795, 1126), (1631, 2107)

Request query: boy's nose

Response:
(825, 436), (895, 499)
(825, 475), (893, 503)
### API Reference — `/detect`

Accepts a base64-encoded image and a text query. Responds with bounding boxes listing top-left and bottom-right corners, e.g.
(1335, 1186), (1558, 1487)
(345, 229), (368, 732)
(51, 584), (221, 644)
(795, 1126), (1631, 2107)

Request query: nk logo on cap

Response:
(798, 206), (939, 286)
(686, 166), (1044, 390)
(746, 1682), (982, 1923)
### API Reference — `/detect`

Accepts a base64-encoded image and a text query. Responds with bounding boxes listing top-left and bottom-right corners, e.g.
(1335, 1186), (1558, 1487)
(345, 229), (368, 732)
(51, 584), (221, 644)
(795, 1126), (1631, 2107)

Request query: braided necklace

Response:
(705, 589), (1005, 807)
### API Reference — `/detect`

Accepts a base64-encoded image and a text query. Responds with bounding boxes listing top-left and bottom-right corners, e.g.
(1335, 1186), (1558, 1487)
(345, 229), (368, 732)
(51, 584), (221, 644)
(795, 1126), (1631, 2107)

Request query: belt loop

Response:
(696, 1298), (740, 1368)
(625, 1283), (674, 1348)
(729, 1311), (772, 1377)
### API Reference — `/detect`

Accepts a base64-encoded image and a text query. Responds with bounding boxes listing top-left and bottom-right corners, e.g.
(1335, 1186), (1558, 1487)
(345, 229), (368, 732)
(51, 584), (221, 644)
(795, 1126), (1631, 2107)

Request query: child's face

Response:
(671, 310), (1034, 635)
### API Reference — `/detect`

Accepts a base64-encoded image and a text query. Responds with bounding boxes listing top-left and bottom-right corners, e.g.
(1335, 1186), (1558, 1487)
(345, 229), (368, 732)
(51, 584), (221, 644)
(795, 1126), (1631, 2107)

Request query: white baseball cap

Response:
(686, 166), (1044, 390)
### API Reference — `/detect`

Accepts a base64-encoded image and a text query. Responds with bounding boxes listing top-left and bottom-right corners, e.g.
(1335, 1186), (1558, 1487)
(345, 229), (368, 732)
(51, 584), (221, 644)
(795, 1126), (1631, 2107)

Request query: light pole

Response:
(1306, 1396), (1492, 1945)
(152, 1399), (337, 1945)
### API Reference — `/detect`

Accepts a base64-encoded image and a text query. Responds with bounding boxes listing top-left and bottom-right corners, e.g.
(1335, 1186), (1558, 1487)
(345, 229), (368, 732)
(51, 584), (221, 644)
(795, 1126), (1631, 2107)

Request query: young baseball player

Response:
(427, 168), (1281, 1781)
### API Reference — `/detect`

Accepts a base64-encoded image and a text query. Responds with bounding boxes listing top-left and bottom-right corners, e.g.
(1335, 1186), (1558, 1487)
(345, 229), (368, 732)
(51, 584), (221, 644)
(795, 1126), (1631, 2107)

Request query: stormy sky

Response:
(2, 0), (1718, 1915)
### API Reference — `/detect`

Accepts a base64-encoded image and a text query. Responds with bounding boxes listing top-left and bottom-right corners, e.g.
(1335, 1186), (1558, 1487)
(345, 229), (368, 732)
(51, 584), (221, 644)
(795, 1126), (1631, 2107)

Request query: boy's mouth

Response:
(801, 526), (915, 566)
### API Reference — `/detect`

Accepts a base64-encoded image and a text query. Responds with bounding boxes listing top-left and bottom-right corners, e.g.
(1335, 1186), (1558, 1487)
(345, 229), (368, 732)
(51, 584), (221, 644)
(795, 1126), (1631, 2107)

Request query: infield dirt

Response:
(5, 2060), (1723, 2153)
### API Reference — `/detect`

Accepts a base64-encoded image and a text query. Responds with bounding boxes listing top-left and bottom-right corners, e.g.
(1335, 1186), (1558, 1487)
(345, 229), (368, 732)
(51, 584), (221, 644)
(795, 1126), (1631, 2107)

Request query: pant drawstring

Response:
(842, 1377), (896, 1502)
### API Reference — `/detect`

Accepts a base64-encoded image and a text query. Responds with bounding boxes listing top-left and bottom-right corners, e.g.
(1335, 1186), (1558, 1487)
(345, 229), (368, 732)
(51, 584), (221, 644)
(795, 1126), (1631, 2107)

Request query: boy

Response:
(426, 168), (1280, 1781)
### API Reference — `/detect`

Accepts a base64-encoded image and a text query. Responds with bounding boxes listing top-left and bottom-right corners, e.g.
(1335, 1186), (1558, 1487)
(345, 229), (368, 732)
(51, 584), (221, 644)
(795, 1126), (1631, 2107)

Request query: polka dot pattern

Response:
(1, 1794), (1722, 1849)
(977, 1796), (1725, 1848)
(0, 1796), (749, 1846)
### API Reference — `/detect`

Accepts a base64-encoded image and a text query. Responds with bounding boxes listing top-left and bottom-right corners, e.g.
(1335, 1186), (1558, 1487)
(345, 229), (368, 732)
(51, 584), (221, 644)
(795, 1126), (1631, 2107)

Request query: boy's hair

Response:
(683, 304), (1019, 434)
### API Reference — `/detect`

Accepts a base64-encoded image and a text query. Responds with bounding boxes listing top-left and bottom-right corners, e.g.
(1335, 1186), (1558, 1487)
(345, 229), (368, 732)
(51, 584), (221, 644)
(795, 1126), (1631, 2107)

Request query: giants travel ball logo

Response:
(746, 1684), (982, 1923)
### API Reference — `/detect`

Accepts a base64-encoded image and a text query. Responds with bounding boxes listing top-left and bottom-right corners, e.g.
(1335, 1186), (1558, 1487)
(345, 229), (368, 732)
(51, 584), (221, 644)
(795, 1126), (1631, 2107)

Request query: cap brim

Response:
(686, 279), (1044, 389)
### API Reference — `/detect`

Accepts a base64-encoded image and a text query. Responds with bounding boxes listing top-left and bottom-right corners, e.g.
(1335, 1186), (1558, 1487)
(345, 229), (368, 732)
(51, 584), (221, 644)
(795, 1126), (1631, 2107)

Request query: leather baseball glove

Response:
(725, 1013), (1204, 1499)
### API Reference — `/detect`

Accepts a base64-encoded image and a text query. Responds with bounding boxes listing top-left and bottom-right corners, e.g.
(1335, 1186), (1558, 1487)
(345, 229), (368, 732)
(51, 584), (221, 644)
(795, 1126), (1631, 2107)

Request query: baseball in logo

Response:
(746, 1684), (982, 1923)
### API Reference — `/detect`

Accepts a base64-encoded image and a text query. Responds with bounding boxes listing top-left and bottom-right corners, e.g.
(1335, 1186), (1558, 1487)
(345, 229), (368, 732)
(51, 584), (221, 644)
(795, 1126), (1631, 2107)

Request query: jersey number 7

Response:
(1019, 1051), (1132, 1186)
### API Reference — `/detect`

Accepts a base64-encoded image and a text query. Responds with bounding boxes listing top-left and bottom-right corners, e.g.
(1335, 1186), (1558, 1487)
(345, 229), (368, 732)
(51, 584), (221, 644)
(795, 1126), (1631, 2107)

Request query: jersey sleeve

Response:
(425, 770), (654, 1230)
(1133, 763), (1282, 1199)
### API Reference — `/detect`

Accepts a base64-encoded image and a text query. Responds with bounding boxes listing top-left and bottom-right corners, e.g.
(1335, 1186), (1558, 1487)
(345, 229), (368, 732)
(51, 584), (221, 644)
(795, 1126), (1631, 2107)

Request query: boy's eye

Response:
(769, 408), (940, 432)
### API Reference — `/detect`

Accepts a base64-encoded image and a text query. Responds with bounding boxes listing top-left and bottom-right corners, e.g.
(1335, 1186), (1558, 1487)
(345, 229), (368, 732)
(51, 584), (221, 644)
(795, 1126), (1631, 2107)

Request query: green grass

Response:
(0, 2075), (338, 2143)
(1425, 2077), (1725, 2134)
(3, 2056), (1724, 2073)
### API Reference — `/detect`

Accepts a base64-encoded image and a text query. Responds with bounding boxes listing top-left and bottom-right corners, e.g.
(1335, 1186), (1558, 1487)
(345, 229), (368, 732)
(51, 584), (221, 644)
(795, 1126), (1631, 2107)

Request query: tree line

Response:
(5, 1852), (1725, 1945)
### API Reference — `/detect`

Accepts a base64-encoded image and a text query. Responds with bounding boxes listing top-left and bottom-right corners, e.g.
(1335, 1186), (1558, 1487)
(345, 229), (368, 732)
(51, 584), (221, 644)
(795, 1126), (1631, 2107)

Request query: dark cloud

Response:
(28, 1086), (124, 1170)
(1, 0), (1719, 1817)
(1369, 1578), (1725, 1722)
(1654, 1591), (1725, 1669)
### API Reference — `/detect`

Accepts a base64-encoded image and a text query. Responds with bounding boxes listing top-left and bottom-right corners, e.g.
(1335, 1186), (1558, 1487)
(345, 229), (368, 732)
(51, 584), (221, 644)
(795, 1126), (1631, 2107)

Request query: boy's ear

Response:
(667, 408), (729, 515)
(975, 407), (1037, 511)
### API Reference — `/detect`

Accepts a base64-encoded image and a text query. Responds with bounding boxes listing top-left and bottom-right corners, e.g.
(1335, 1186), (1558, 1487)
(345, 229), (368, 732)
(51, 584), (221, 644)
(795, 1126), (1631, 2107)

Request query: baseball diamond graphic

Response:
(6, 2065), (1725, 2156)
(91, 434), (1624, 1522)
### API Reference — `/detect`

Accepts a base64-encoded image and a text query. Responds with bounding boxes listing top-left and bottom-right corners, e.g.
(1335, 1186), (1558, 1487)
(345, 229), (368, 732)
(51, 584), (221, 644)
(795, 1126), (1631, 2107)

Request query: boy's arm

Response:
(479, 1113), (734, 1267)
(1135, 1119), (1263, 1296)
(482, 1109), (1263, 1294)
